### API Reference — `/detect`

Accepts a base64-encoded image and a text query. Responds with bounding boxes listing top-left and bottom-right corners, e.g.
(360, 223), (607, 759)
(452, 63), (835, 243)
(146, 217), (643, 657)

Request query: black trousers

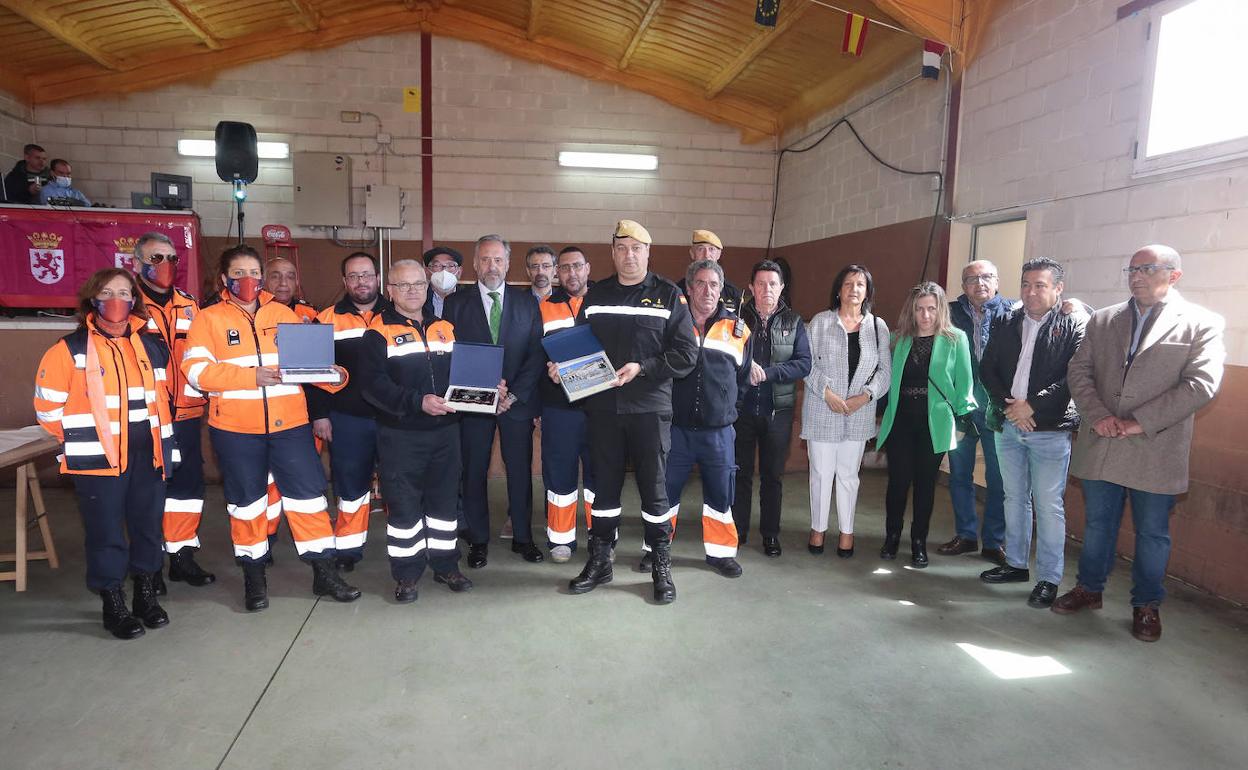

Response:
(883, 408), (946, 542)
(733, 409), (794, 539)
(71, 429), (165, 591)
(378, 423), (462, 582)
(460, 413), (535, 546)
(586, 410), (673, 548)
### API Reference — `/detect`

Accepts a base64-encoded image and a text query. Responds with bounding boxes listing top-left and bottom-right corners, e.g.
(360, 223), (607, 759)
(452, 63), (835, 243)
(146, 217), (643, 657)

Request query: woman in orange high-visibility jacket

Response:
(34, 269), (179, 640)
(182, 244), (359, 612)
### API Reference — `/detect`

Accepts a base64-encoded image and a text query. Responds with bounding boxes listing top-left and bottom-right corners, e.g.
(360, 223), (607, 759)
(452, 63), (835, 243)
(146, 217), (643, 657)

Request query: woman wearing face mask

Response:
(876, 282), (975, 568)
(37, 158), (91, 206)
(181, 245), (358, 612)
(34, 269), (178, 639)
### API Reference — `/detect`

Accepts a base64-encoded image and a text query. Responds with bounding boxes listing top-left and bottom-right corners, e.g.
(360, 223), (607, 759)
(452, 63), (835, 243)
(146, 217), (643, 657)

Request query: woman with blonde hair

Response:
(876, 282), (975, 568)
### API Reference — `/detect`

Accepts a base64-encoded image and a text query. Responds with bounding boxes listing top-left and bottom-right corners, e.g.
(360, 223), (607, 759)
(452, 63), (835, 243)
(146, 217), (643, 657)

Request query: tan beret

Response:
(692, 229), (722, 249)
(613, 219), (652, 245)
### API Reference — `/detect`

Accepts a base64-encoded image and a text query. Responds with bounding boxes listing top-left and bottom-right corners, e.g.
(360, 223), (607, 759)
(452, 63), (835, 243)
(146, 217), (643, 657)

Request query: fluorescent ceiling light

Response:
(177, 139), (289, 159)
(558, 151), (657, 170)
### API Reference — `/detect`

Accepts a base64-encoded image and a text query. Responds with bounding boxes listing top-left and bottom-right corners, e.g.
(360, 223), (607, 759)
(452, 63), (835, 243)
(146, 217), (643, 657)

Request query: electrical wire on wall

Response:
(765, 73), (947, 284)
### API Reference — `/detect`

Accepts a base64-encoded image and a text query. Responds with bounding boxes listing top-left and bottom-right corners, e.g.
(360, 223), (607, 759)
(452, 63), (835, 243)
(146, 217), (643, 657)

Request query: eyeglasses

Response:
(388, 281), (428, 293)
(556, 262), (587, 273)
(344, 272), (376, 283)
(962, 274), (996, 285)
(146, 252), (179, 264)
(1123, 264), (1175, 277)
(428, 262), (458, 272)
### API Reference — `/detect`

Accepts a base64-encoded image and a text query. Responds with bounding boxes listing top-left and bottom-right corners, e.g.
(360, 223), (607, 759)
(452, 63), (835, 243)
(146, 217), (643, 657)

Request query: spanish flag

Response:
(842, 12), (869, 56)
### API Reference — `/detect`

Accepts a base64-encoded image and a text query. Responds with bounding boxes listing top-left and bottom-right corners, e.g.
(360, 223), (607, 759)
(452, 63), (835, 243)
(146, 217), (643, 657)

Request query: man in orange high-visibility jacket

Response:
(640, 259), (751, 579)
(182, 244), (358, 612)
(265, 255), (318, 321)
(130, 232), (216, 593)
(308, 252), (390, 572)
(538, 246), (596, 564)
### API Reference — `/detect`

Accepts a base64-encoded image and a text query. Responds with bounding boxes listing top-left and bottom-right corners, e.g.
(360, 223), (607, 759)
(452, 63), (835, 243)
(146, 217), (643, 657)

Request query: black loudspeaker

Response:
(215, 121), (258, 183)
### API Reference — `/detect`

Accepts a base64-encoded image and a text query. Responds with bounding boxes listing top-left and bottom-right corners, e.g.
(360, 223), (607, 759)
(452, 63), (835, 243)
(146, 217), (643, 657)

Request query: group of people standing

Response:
(33, 221), (1223, 645)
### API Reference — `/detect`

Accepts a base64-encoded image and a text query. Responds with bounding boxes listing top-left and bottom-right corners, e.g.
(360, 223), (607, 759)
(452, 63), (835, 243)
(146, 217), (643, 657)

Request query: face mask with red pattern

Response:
(227, 276), (262, 303)
(93, 297), (134, 323)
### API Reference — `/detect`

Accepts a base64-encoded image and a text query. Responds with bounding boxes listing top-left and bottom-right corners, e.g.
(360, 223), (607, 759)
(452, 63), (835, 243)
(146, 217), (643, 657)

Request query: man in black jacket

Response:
(734, 260), (811, 556)
(564, 219), (698, 604)
(978, 257), (1086, 608)
(444, 234), (545, 568)
(4, 143), (51, 203)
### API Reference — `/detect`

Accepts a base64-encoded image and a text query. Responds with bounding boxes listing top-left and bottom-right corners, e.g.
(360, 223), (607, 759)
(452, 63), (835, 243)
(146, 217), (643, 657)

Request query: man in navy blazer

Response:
(444, 234), (545, 568)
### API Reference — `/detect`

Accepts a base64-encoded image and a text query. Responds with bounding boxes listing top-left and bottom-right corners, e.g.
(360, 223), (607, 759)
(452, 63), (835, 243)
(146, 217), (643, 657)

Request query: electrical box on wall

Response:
(293, 153), (352, 226)
(365, 184), (403, 228)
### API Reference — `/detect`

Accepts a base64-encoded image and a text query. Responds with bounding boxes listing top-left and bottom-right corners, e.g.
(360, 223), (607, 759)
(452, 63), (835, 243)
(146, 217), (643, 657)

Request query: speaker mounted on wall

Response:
(215, 121), (258, 184)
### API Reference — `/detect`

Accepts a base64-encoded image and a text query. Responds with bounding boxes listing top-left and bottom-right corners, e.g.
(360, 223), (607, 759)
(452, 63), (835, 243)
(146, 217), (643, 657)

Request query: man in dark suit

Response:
(444, 234), (545, 568)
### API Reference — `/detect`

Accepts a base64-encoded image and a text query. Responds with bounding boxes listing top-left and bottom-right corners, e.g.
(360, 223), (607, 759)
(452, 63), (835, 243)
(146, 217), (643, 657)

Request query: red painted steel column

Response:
(421, 31), (433, 253)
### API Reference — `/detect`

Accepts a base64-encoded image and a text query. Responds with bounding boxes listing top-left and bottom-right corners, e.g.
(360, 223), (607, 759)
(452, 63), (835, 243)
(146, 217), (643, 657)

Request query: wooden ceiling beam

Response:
(704, 0), (809, 99)
(286, 0), (321, 31)
(618, 0), (662, 70)
(162, 1), (222, 50)
(0, 1), (124, 70)
(526, 0), (543, 40)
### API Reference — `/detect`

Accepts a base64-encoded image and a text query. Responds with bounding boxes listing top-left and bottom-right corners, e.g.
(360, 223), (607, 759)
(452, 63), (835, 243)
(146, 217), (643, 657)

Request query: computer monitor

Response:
(150, 172), (193, 210)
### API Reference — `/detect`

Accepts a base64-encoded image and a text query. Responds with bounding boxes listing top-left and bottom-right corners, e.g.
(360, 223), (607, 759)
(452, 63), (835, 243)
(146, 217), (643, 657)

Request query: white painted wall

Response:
(957, 0), (1248, 364)
(26, 34), (775, 248)
(772, 57), (948, 248)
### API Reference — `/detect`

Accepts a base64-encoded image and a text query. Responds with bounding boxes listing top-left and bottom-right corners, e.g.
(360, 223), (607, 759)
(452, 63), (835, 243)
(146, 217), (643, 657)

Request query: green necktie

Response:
(488, 291), (501, 344)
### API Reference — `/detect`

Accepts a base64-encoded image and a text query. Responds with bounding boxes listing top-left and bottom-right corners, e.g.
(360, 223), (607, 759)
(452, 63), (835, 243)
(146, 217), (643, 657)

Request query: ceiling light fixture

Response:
(558, 151), (658, 170)
(178, 139), (290, 159)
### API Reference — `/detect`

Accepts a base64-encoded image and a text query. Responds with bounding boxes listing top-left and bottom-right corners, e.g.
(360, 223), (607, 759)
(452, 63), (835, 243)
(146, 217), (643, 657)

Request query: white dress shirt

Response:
(1010, 309), (1052, 401)
(478, 280), (505, 318)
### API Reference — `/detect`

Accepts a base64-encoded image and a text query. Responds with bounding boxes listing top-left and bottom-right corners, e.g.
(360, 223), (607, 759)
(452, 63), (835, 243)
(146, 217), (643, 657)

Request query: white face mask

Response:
(54, 176), (72, 188)
(430, 270), (457, 293)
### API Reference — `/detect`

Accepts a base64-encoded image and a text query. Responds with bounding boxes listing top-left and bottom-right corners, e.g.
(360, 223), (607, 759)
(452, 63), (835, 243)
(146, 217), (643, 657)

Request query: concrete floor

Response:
(1, 471), (1245, 770)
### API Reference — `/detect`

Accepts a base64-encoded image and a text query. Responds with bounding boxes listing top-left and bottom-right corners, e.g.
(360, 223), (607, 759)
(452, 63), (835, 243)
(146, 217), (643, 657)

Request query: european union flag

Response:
(755, 0), (780, 28)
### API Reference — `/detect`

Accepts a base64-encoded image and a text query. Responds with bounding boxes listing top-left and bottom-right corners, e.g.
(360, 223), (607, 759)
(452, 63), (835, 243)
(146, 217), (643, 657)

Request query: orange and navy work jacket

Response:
(289, 298), (318, 322)
(308, 296), (391, 420)
(538, 288), (588, 408)
(181, 290), (347, 435)
(359, 308), (457, 431)
(139, 283), (206, 421)
(672, 305), (753, 429)
(34, 315), (178, 477)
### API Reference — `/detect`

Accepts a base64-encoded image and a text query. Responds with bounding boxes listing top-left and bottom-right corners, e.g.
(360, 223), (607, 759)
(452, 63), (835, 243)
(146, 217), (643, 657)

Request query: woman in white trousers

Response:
(801, 265), (890, 557)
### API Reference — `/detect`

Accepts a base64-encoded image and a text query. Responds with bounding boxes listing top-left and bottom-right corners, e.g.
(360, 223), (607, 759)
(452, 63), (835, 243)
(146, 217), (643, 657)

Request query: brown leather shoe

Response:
(980, 546), (1007, 565)
(1132, 606), (1162, 642)
(936, 536), (978, 556)
(1051, 585), (1103, 615)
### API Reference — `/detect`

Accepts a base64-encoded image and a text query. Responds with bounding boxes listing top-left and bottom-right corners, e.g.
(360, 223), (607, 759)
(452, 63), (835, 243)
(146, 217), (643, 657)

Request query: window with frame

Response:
(1135, 0), (1248, 176)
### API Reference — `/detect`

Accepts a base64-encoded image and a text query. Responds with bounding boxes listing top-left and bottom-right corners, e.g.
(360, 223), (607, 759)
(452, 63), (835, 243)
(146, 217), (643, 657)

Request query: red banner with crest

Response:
(0, 205), (201, 308)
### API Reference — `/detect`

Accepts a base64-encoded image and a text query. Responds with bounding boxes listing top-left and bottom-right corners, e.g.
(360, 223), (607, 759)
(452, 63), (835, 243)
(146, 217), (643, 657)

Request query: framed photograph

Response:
(557, 350), (617, 402)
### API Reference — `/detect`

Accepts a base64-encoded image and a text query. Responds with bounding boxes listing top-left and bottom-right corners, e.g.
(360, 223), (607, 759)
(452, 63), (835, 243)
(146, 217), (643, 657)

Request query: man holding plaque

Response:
(566, 220), (698, 605)
(538, 246), (596, 563)
(443, 234), (545, 568)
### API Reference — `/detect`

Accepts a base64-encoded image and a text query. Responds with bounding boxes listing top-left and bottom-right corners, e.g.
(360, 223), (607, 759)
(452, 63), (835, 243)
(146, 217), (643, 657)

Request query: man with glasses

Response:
(359, 259), (475, 602)
(444, 235), (545, 569)
(131, 232), (216, 592)
(538, 246), (595, 563)
(941, 260), (1013, 564)
(1056, 245), (1224, 642)
(309, 252), (390, 571)
(423, 246), (462, 319)
(525, 245), (556, 302)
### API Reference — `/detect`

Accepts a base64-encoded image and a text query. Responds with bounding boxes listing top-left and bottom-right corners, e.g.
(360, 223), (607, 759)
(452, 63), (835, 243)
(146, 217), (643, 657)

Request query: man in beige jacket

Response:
(1054, 245), (1224, 642)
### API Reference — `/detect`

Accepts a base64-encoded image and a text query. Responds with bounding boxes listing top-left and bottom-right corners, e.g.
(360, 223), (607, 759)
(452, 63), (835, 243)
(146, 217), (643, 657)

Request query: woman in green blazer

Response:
(877, 282), (976, 567)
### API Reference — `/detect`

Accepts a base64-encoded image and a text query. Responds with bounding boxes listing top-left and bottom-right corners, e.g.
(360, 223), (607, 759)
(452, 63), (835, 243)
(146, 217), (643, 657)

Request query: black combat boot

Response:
(569, 536), (613, 594)
(243, 563), (268, 612)
(101, 585), (145, 639)
(651, 540), (676, 605)
(169, 547), (216, 586)
(132, 572), (170, 628)
(311, 560), (362, 602)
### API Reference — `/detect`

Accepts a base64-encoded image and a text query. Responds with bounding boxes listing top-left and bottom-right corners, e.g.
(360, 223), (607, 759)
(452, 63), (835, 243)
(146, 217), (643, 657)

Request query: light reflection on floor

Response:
(956, 643), (1072, 680)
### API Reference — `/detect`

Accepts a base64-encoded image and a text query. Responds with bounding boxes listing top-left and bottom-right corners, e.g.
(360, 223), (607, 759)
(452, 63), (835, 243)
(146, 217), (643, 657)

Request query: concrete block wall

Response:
(26, 34), (774, 248)
(772, 55), (948, 248)
(0, 92), (34, 174)
(957, 0), (1248, 365)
